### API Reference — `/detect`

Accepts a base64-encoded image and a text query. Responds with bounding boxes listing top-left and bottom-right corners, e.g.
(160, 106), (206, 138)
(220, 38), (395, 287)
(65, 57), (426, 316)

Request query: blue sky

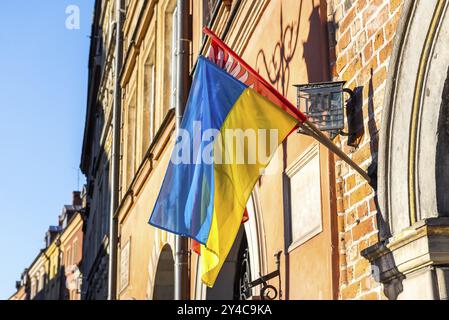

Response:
(0, 0), (94, 299)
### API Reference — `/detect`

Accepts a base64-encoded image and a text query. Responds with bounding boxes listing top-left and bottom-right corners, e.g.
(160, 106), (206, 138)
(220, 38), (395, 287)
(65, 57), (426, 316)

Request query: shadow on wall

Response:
(436, 66), (449, 216)
(257, 1), (312, 300)
(81, 96), (113, 300)
(302, 2), (406, 300)
(361, 69), (405, 300)
(255, 1), (303, 97)
(366, 68), (390, 239)
(32, 265), (68, 300)
(254, 1), (330, 92)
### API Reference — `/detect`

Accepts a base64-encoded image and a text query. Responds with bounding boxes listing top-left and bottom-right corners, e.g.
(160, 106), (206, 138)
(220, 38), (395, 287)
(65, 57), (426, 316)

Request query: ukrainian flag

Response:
(149, 56), (297, 287)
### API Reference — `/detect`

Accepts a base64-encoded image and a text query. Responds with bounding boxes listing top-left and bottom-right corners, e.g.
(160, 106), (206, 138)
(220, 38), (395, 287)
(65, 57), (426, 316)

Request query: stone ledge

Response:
(361, 218), (449, 299)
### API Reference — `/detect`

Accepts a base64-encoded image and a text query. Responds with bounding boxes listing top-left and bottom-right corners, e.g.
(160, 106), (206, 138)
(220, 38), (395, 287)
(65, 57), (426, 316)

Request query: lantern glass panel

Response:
(296, 82), (345, 132)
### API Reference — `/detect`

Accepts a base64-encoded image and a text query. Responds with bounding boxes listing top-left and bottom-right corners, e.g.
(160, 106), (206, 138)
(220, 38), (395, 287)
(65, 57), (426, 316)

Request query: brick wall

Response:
(326, 0), (403, 300)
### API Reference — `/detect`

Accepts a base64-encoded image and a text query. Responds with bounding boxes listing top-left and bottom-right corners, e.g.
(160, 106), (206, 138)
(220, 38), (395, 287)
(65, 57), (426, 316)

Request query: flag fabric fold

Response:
(192, 208), (248, 255)
(149, 56), (245, 244)
(149, 56), (298, 287)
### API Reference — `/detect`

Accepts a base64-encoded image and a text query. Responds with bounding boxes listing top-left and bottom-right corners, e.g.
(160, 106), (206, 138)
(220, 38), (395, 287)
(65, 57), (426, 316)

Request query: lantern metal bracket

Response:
(245, 251), (282, 300)
(338, 87), (357, 138)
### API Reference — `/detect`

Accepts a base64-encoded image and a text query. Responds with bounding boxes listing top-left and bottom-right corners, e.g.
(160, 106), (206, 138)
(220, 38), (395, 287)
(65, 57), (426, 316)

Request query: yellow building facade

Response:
(112, 0), (338, 300)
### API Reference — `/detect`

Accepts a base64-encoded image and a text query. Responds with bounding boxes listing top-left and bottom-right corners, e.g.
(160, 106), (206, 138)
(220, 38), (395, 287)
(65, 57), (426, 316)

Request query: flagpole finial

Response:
(203, 26), (212, 34)
(203, 26), (216, 38)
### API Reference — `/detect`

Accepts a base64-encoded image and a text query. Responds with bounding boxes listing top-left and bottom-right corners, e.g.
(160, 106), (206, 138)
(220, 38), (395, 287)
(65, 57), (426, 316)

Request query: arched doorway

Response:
(153, 244), (174, 300)
(206, 226), (251, 300)
(193, 192), (265, 300)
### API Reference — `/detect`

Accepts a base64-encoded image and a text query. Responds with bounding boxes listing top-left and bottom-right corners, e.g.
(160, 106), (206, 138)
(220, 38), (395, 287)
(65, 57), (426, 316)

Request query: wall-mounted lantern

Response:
(295, 81), (355, 140)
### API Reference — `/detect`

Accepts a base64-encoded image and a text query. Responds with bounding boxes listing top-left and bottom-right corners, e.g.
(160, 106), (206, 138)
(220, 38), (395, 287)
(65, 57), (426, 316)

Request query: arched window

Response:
(153, 245), (175, 300)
